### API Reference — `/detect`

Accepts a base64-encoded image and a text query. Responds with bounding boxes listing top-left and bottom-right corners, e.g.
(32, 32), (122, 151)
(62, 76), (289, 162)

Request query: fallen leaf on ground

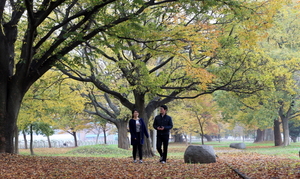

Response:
(1, 152), (300, 178)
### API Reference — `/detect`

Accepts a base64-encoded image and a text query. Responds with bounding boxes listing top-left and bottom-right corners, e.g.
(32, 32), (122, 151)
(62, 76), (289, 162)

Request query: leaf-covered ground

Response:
(1, 151), (300, 178)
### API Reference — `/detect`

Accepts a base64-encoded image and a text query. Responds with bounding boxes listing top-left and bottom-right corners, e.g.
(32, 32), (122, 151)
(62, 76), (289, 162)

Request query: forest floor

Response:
(1, 143), (299, 178)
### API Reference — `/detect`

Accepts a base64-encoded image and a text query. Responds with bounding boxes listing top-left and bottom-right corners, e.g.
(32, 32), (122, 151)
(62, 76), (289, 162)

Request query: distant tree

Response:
(36, 122), (55, 148)
(86, 115), (114, 145)
(289, 120), (300, 143)
(30, 122), (54, 155)
(256, 1), (300, 146)
(178, 95), (220, 145)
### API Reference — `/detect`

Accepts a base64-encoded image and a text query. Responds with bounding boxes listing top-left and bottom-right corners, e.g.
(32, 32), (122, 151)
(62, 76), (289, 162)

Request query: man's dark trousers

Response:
(156, 134), (169, 162)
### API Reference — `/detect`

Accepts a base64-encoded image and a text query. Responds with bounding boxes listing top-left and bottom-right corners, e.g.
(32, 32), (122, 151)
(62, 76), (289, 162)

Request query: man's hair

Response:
(160, 104), (168, 110)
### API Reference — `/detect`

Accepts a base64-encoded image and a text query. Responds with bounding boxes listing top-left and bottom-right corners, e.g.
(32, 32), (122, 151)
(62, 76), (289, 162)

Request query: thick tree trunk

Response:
(203, 134), (212, 141)
(73, 131), (78, 147)
(143, 137), (154, 158)
(281, 116), (290, 146)
(0, 68), (42, 154)
(278, 104), (292, 146)
(0, 92), (23, 153)
(0, 30), (10, 153)
(116, 121), (129, 149)
(290, 136), (297, 143)
(254, 129), (264, 143)
(274, 119), (282, 146)
(142, 109), (155, 158)
(174, 133), (183, 143)
(23, 131), (28, 149)
(103, 130), (107, 145)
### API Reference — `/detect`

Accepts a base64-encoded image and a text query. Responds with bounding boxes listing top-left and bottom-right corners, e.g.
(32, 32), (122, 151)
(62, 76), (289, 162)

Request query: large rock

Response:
(184, 145), (216, 164)
(229, 143), (246, 149)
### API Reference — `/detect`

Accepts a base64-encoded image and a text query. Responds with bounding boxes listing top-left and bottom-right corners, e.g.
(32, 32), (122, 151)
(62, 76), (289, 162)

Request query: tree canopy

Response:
(214, 1), (300, 146)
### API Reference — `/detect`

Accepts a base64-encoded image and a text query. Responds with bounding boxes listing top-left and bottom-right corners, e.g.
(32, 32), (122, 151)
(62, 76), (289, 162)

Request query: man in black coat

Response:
(153, 104), (173, 163)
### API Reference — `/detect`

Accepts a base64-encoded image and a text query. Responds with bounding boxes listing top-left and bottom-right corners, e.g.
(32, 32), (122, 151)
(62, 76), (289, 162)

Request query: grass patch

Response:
(19, 141), (300, 160)
(19, 147), (74, 156)
(244, 143), (300, 159)
(201, 141), (300, 159)
(66, 144), (131, 157)
(19, 144), (131, 158)
(192, 141), (253, 148)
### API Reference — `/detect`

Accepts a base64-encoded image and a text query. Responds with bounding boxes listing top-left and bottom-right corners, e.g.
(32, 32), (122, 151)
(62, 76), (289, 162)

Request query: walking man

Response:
(153, 104), (173, 163)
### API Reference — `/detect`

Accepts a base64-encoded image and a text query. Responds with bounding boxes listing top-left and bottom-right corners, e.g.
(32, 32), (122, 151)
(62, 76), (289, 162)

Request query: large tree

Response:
(214, 1), (300, 147)
(259, 2), (300, 146)
(58, 1), (285, 157)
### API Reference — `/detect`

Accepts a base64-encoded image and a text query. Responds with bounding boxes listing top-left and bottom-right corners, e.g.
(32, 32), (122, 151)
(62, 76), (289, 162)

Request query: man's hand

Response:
(157, 126), (164, 130)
